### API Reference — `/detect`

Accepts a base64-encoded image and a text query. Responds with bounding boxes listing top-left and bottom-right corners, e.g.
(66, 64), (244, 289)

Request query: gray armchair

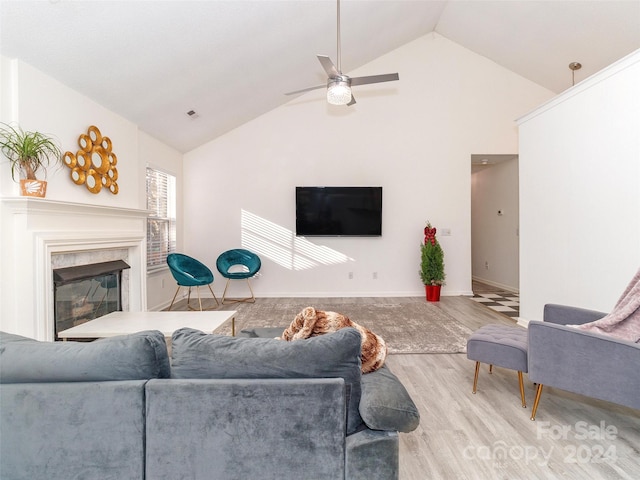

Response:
(528, 304), (640, 420)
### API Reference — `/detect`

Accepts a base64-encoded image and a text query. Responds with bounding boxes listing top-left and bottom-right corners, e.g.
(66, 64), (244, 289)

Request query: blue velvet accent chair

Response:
(216, 249), (261, 304)
(167, 253), (219, 310)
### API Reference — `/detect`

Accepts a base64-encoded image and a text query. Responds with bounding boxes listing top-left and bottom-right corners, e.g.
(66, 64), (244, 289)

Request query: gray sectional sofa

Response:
(0, 327), (419, 480)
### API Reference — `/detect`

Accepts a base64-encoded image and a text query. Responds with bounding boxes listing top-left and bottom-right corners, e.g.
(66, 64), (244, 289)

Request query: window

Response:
(146, 167), (176, 271)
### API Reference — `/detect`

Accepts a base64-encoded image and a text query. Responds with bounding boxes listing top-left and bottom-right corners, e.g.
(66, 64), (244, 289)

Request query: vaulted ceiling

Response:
(2, 1), (639, 153)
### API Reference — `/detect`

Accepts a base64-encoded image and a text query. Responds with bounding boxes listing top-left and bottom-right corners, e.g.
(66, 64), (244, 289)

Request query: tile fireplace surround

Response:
(0, 198), (148, 341)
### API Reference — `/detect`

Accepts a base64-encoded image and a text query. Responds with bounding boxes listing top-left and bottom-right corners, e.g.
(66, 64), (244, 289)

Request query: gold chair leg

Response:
(168, 286), (181, 311)
(221, 278), (256, 304)
(221, 278), (232, 304)
(169, 284), (218, 311)
(472, 361), (480, 394)
(207, 284), (220, 307)
(183, 284), (219, 311)
(186, 287), (194, 310)
(531, 384), (544, 421)
(518, 371), (526, 408)
(245, 278), (256, 303)
(185, 287), (206, 311)
(196, 286), (203, 311)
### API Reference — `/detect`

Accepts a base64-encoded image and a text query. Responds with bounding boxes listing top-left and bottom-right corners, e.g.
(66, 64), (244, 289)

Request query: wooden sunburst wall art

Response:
(63, 125), (119, 194)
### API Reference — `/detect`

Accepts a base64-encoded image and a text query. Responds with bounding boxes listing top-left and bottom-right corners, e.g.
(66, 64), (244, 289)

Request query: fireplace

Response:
(53, 260), (130, 340)
(1, 198), (148, 341)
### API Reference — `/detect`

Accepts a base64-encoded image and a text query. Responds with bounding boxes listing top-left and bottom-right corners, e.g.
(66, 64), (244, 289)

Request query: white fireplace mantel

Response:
(1, 197), (150, 219)
(1, 197), (149, 340)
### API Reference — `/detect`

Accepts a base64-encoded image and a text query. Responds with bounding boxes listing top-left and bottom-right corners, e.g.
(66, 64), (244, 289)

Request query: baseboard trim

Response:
(472, 276), (519, 293)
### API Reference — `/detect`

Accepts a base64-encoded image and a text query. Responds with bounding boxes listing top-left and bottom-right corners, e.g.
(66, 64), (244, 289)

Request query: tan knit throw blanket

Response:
(574, 267), (640, 343)
(281, 306), (387, 373)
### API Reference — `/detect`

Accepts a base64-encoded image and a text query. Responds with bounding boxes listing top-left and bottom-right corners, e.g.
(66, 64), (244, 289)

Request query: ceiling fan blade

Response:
(350, 73), (399, 86)
(347, 94), (356, 106)
(317, 55), (340, 78)
(284, 84), (326, 96)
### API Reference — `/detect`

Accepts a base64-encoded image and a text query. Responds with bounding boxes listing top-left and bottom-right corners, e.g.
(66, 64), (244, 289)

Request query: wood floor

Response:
(168, 295), (640, 479)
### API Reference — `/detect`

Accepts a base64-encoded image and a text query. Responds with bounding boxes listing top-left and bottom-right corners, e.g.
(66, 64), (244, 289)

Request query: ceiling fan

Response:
(284, 0), (399, 106)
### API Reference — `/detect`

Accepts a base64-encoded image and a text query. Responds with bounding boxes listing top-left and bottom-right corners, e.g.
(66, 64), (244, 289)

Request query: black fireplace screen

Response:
(53, 260), (130, 340)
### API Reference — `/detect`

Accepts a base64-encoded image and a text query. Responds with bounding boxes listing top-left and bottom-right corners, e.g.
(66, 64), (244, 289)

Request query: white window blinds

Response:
(146, 167), (176, 271)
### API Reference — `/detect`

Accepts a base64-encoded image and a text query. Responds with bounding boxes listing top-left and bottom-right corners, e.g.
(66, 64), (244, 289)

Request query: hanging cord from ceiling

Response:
(569, 62), (582, 86)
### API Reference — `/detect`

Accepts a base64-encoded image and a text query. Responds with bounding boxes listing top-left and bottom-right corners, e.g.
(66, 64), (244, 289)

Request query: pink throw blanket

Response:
(572, 267), (640, 343)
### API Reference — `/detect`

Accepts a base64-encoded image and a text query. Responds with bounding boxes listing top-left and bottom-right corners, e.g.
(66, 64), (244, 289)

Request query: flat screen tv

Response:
(296, 186), (382, 237)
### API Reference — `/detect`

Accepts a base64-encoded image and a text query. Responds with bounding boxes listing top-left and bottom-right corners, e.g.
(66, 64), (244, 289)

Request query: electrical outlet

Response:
(373, 272), (378, 280)
(484, 261), (489, 270)
(441, 228), (451, 236)
(348, 272), (353, 280)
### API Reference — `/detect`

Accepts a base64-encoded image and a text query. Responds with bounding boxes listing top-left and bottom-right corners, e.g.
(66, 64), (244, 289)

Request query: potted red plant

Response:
(419, 222), (445, 301)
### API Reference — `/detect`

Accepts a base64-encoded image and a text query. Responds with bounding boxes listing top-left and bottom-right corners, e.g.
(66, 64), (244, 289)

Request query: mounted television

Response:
(296, 186), (382, 237)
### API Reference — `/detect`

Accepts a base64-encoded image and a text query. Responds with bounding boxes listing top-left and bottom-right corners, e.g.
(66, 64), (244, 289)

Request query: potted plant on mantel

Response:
(419, 221), (445, 302)
(0, 122), (62, 197)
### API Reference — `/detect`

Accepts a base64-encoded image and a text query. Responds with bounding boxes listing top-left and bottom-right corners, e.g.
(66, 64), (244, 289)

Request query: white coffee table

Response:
(57, 310), (237, 340)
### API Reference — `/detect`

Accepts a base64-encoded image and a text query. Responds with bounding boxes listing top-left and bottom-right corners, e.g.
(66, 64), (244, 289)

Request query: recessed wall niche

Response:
(63, 125), (119, 194)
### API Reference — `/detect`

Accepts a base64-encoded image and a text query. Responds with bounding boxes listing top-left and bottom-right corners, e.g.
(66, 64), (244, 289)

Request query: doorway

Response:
(470, 154), (520, 294)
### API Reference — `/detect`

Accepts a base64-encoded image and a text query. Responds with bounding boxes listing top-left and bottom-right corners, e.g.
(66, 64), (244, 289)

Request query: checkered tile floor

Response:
(471, 292), (520, 319)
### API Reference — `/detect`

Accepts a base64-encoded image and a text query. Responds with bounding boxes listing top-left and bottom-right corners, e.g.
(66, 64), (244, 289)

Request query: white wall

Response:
(0, 57), (182, 212)
(0, 60), (145, 208)
(183, 34), (552, 298)
(518, 49), (640, 321)
(471, 158), (519, 291)
(0, 58), (142, 207)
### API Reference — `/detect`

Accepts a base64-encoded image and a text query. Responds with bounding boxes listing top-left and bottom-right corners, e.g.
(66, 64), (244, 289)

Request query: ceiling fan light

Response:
(327, 82), (352, 105)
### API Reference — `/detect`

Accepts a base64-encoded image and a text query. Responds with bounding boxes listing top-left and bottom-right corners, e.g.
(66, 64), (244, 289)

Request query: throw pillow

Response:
(0, 330), (170, 383)
(171, 326), (363, 434)
(359, 365), (420, 433)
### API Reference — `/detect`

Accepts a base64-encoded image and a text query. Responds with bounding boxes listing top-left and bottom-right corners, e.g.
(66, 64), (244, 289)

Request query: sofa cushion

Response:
(171, 327), (363, 434)
(0, 330), (170, 383)
(145, 379), (346, 480)
(1, 381), (147, 479)
(359, 365), (420, 432)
